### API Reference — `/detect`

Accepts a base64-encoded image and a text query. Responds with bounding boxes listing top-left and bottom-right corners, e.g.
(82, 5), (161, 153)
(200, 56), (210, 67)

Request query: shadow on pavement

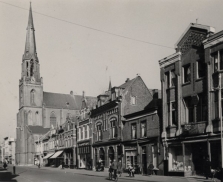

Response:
(0, 169), (18, 182)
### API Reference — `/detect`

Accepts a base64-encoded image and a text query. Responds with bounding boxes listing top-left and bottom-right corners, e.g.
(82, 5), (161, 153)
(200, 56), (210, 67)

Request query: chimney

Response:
(70, 91), (73, 95)
(125, 78), (130, 83)
(152, 89), (159, 99)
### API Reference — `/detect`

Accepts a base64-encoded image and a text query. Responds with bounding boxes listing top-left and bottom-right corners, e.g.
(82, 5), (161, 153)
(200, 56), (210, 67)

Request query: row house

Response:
(35, 93), (96, 169)
(91, 76), (159, 172)
(122, 89), (164, 175)
(39, 115), (76, 168)
(159, 23), (221, 177)
(76, 92), (96, 170)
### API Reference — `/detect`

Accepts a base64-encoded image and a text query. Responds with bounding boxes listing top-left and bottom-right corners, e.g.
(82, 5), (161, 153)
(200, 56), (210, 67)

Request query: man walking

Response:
(204, 155), (211, 180)
(117, 159), (122, 177)
(111, 159), (118, 179)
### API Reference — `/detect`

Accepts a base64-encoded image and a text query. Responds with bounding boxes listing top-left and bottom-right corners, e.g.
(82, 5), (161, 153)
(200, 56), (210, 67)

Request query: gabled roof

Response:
(28, 125), (50, 135)
(119, 77), (137, 90)
(175, 23), (215, 49)
(43, 92), (96, 110)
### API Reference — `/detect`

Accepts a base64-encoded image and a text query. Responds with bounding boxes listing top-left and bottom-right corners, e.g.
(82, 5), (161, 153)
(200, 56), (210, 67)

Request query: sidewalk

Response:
(19, 165), (220, 182)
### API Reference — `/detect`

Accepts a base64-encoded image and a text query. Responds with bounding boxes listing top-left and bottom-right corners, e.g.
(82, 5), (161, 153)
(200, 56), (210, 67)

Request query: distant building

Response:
(16, 4), (95, 166)
(1, 137), (16, 164)
(159, 23), (221, 176)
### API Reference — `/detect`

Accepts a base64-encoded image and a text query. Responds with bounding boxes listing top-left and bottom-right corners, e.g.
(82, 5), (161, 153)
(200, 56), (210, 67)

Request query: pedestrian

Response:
(148, 162), (154, 175)
(38, 161), (40, 168)
(3, 162), (7, 169)
(111, 159), (118, 179)
(117, 159), (122, 177)
(204, 155), (211, 180)
(108, 160), (113, 180)
(128, 164), (134, 177)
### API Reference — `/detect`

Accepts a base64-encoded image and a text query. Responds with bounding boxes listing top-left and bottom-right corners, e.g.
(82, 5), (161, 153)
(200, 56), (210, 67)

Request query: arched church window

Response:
(50, 112), (56, 128)
(28, 111), (32, 125)
(30, 89), (35, 105)
(35, 111), (40, 126)
(26, 61), (29, 77)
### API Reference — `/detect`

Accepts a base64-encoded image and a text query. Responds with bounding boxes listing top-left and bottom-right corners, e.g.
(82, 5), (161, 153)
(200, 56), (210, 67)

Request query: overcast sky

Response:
(1, 0), (223, 141)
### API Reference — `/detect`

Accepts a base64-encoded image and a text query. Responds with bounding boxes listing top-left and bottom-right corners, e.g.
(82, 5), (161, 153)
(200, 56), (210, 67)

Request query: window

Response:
(141, 121), (146, 137)
(85, 125), (87, 139)
(96, 124), (102, 141)
(50, 112), (56, 128)
(171, 102), (177, 126)
(131, 96), (136, 105)
(184, 97), (193, 123)
(81, 127), (83, 140)
(166, 70), (175, 88)
(197, 60), (205, 78)
(35, 111), (39, 125)
(131, 123), (137, 139)
(110, 118), (117, 138)
(171, 70), (176, 87)
(78, 128), (81, 140)
(183, 64), (191, 83)
(165, 71), (170, 88)
(213, 53), (218, 72)
(87, 125), (89, 138)
(197, 94), (206, 122)
(30, 89), (35, 105)
(212, 51), (223, 71)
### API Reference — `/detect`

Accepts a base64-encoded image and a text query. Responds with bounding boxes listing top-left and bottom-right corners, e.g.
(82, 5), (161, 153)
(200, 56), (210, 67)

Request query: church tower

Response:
(16, 3), (44, 165)
(19, 3), (43, 124)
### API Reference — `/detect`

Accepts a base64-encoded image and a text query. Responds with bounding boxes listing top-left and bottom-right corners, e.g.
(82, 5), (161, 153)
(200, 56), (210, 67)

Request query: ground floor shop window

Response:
(125, 150), (137, 168)
(169, 146), (184, 171)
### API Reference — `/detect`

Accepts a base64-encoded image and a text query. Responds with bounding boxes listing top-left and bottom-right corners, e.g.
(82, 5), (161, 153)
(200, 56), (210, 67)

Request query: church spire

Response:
(108, 77), (112, 91)
(23, 2), (37, 61)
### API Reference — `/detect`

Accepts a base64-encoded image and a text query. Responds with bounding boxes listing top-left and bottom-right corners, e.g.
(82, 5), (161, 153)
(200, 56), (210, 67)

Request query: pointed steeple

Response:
(108, 77), (112, 91)
(23, 2), (37, 61)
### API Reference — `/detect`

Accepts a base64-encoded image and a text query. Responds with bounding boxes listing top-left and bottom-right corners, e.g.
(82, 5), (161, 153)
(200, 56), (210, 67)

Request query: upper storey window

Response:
(166, 70), (176, 88)
(183, 64), (191, 83)
(197, 60), (205, 78)
(213, 51), (223, 72)
(131, 96), (136, 105)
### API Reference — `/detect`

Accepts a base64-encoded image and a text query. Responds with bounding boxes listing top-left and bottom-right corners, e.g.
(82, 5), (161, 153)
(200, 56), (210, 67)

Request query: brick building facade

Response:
(159, 23), (222, 176)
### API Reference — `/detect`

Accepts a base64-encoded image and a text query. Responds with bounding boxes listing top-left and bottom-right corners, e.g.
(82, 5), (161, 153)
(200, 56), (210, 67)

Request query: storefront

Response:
(124, 146), (137, 169)
(167, 138), (221, 176)
(43, 152), (54, 166)
(50, 150), (64, 167)
(78, 142), (92, 169)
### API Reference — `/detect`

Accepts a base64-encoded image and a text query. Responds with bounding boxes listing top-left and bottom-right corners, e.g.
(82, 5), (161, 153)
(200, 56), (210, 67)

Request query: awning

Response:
(50, 150), (63, 159)
(43, 153), (54, 159)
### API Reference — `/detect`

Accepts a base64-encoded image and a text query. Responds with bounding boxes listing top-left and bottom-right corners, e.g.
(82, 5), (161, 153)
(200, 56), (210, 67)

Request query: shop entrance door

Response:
(191, 142), (207, 175)
(142, 146), (147, 175)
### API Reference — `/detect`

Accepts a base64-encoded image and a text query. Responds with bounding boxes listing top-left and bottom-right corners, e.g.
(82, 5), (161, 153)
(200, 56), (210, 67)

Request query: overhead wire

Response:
(0, 1), (174, 50)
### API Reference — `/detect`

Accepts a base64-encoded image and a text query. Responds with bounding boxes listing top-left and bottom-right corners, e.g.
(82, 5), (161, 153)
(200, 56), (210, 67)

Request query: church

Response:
(16, 4), (96, 165)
